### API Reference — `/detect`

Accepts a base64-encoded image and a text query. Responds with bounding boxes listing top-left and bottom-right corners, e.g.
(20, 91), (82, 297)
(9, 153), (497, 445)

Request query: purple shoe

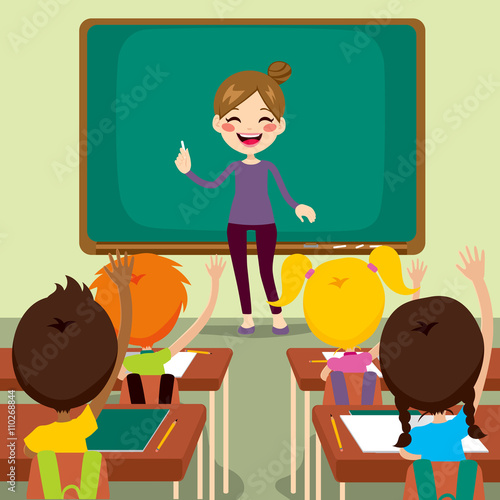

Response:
(272, 325), (289, 335)
(238, 325), (255, 335)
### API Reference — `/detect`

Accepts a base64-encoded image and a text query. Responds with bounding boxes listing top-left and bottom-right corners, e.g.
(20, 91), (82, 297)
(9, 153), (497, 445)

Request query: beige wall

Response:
(2, 0), (499, 319)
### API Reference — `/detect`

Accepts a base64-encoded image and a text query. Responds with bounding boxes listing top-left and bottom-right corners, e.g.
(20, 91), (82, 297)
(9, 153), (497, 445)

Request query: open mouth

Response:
(237, 133), (262, 147)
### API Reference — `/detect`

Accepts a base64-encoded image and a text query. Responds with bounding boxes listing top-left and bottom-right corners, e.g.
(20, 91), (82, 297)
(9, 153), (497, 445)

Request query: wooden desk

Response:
(286, 347), (500, 500)
(0, 347), (232, 500)
(288, 348), (500, 392)
(313, 404), (500, 499)
(0, 403), (205, 498)
(0, 347), (232, 393)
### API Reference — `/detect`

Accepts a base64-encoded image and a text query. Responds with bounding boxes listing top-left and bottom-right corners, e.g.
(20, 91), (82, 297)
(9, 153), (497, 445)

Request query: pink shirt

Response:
(327, 352), (372, 373)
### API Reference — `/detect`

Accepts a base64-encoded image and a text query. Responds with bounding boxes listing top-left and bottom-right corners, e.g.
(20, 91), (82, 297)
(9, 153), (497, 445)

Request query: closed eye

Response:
(226, 117), (241, 123)
(258, 117), (274, 123)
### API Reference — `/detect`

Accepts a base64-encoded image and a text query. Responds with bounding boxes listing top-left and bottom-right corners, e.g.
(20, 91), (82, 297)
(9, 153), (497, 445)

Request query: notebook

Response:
(322, 351), (383, 378)
(350, 410), (421, 416)
(86, 408), (169, 452)
(163, 352), (197, 378)
(339, 414), (489, 454)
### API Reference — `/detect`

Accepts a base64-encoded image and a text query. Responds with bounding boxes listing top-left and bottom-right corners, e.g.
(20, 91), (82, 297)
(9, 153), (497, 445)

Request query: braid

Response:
(463, 387), (486, 439)
(394, 396), (412, 447)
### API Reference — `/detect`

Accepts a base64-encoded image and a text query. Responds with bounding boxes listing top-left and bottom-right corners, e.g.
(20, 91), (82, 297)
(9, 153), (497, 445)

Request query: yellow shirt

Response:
(24, 405), (98, 453)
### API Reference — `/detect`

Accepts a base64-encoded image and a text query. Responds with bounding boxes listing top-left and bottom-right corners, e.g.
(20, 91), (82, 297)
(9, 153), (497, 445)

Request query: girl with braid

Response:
(380, 247), (493, 462)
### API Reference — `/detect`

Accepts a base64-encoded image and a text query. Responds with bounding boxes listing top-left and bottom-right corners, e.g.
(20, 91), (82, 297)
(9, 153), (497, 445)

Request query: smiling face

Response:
(213, 91), (286, 155)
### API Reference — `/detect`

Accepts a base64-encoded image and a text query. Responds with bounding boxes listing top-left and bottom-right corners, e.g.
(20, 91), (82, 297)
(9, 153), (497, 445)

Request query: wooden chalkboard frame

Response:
(80, 18), (425, 255)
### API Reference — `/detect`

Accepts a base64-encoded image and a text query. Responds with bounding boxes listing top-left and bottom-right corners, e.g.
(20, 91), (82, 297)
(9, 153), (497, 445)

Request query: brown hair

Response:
(213, 61), (291, 120)
(12, 277), (117, 412)
(380, 296), (486, 448)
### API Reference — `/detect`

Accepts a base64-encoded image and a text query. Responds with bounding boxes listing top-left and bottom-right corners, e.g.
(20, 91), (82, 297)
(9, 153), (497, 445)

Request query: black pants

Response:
(227, 223), (281, 315)
(126, 373), (175, 404)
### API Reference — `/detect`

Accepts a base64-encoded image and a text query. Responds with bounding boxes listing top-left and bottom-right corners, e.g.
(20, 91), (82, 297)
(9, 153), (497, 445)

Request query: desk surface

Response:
(0, 403), (205, 482)
(313, 404), (500, 483)
(0, 347), (232, 393)
(288, 348), (500, 392)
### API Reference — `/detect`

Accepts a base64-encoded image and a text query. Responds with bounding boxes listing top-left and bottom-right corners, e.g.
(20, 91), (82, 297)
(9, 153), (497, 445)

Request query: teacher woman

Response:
(175, 61), (316, 335)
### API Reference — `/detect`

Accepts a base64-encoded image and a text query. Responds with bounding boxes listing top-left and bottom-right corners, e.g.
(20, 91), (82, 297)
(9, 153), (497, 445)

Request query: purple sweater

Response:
(186, 160), (298, 225)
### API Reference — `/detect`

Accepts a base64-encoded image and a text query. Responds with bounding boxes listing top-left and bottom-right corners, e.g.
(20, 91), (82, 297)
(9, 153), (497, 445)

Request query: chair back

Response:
(119, 374), (180, 404)
(27, 451), (110, 499)
(323, 371), (383, 405)
(403, 460), (485, 500)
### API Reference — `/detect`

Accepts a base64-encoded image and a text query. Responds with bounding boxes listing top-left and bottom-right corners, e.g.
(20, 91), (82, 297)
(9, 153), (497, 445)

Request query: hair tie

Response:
(367, 263), (378, 273)
(305, 269), (315, 279)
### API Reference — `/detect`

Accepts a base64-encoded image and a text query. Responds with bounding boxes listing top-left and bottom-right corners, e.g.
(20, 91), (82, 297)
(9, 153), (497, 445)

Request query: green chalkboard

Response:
(82, 21), (423, 251)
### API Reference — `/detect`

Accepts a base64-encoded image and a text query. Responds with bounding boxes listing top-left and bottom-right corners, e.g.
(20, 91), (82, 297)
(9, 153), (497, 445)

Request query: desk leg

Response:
(223, 369), (229, 494)
(290, 368), (296, 494)
(209, 390), (215, 500)
(340, 482), (345, 500)
(304, 390), (310, 500)
(315, 433), (321, 500)
(173, 481), (179, 500)
(197, 431), (203, 499)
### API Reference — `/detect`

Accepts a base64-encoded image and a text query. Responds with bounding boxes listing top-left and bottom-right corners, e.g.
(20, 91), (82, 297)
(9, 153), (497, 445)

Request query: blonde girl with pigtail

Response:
(270, 246), (425, 404)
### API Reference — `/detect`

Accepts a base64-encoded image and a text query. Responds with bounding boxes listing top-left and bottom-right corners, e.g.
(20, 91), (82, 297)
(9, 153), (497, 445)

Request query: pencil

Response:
(309, 360), (328, 363)
(155, 419), (178, 452)
(185, 350), (212, 355)
(330, 414), (343, 452)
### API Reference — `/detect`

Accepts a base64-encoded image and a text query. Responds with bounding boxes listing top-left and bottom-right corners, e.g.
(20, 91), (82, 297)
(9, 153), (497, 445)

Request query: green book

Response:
(349, 410), (421, 416)
(86, 409), (169, 452)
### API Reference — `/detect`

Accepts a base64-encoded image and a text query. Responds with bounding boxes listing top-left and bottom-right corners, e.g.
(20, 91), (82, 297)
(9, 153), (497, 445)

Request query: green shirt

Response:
(123, 348), (172, 375)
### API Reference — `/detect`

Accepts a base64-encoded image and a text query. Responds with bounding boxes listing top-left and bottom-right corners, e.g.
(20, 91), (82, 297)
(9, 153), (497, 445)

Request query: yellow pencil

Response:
(309, 360), (328, 363)
(155, 419), (178, 452)
(185, 350), (212, 355)
(330, 414), (343, 452)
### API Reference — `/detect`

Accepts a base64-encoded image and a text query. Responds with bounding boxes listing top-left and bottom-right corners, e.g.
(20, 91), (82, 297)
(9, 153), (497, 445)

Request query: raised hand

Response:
(205, 255), (226, 281)
(407, 259), (427, 286)
(175, 147), (191, 174)
(104, 250), (134, 290)
(295, 204), (316, 223)
(457, 246), (485, 283)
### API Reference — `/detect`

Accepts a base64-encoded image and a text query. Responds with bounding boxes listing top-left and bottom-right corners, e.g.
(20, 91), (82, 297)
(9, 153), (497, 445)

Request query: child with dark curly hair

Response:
(12, 251), (134, 458)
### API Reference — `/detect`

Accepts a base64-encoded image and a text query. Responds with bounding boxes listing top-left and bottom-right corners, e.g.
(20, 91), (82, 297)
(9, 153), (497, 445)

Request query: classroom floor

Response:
(3, 318), (499, 500)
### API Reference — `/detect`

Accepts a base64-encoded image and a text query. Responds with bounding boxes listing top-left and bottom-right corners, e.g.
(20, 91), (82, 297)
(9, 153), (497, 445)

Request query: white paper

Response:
(163, 352), (197, 378)
(339, 414), (489, 454)
(322, 351), (383, 378)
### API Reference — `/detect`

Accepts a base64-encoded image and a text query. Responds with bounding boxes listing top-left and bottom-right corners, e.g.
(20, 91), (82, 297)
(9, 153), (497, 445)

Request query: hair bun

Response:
(268, 61), (291, 85)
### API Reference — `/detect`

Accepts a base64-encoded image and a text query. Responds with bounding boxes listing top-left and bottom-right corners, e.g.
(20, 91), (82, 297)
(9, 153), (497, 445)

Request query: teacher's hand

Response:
(295, 204), (316, 223)
(175, 147), (191, 174)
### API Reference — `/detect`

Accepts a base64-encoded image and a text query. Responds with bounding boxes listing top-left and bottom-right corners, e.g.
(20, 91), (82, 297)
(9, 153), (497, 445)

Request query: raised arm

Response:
(90, 251), (134, 419)
(407, 259), (427, 300)
(456, 247), (492, 409)
(175, 147), (234, 188)
(369, 259), (428, 361)
(169, 255), (226, 357)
